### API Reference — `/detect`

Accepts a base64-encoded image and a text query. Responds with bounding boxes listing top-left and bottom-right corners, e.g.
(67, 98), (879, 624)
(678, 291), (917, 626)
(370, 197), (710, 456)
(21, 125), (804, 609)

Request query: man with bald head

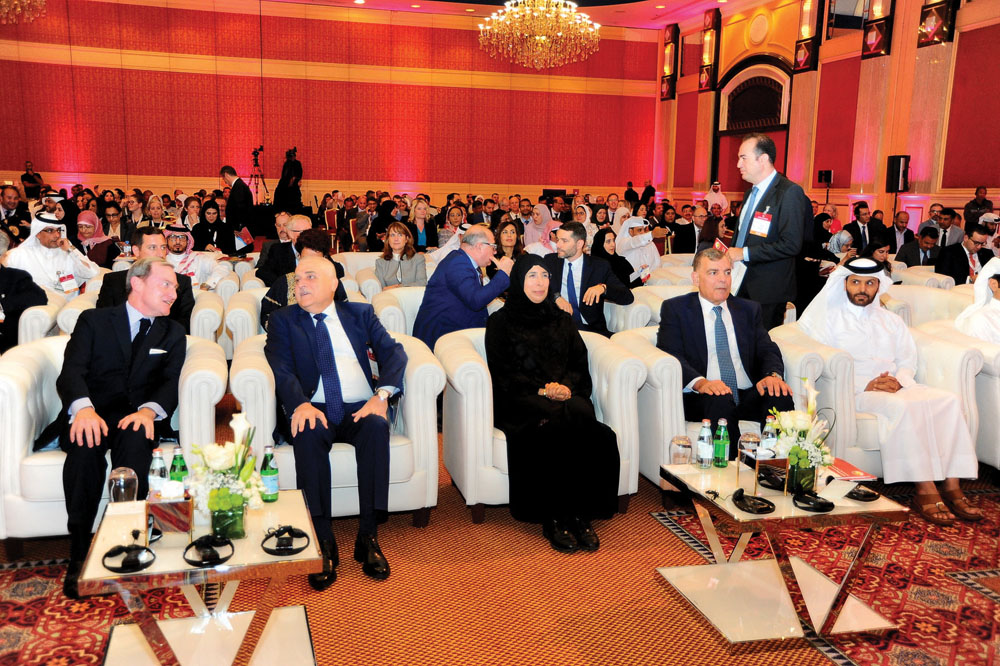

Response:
(264, 257), (407, 590)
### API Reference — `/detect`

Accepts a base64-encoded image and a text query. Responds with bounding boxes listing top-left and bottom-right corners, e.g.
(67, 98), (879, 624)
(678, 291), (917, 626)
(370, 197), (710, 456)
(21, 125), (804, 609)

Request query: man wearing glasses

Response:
(935, 224), (994, 286)
(4, 215), (100, 298)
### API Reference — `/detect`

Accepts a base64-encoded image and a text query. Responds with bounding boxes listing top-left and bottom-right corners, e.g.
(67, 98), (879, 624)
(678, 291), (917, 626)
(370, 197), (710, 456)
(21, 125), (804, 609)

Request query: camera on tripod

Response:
(251, 145), (264, 167)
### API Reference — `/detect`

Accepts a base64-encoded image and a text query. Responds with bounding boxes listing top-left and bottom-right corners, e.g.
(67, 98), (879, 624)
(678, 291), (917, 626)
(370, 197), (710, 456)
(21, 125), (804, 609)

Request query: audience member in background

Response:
(955, 258), (1000, 343)
(918, 202), (944, 232)
(98, 228), (195, 332)
(0, 230), (46, 352)
(590, 227), (640, 288)
(20, 161), (45, 200)
(525, 214), (561, 257)
(163, 224), (230, 291)
(936, 224), (993, 286)
(176, 196), (201, 232)
(573, 205), (598, 253)
(77, 210), (120, 268)
(964, 186), (993, 229)
(823, 203), (842, 233)
(692, 205), (719, 252)
(220, 165), (253, 244)
(640, 180), (656, 207)
(264, 257), (406, 588)
(843, 202), (884, 256)
(273, 148), (303, 214)
(261, 229), (347, 330)
(53, 198), (85, 252)
(485, 255), (620, 553)
(406, 198), (438, 252)
(812, 213), (833, 247)
(412, 226), (513, 349)
(523, 204), (552, 248)
(657, 249), (793, 450)
(617, 215), (664, 283)
(191, 200), (234, 254)
(623, 181), (639, 207)
(58, 257), (186, 598)
(895, 227), (940, 267)
(1, 185), (31, 245)
(794, 215), (842, 315)
(705, 181), (728, 215)
(828, 230), (856, 258)
(872, 210), (885, 224)
(544, 222), (633, 337)
(124, 193), (147, 232)
(980, 212), (1000, 258)
(667, 206), (699, 254)
(920, 207), (963, 247)
(859, 233), (894, 281)
(487, 219), (524, 287)
(887, 211), (914, 253)
(258, 211), (290, 269)
(375, 222), (427, 291)
(593, 206), (611, 229)
(5, 216), (100, 299)
(607, 193), (627, 230)
(255, 214), (312, 286)
(798, 258), (981, 526)
(143, 196), (169, 228)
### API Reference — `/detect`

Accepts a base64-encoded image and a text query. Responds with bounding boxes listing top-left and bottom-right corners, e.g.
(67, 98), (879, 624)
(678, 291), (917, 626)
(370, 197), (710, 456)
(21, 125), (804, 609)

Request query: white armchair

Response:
(240, 268), (265, 290)
(232, 254), (258, 280)
(647, 265), (694, 286)
(436, 328), (646, 522)
(661, 253), (695, 267)
(879, 284), (974, 327)
(372, 286), (426, 336)
(18, 288), (66, 345)
(332, 252), (379, 277)
(610, 326), (822, 485)
(896, 266), (955, 289)
(0, 335), (227, 542)
(225, 287), (366, 352)
(632, 285), (697, 326)
(354, 267), (382, 302)
(769, 323), (982, 478)
(229, 332), (445, 525)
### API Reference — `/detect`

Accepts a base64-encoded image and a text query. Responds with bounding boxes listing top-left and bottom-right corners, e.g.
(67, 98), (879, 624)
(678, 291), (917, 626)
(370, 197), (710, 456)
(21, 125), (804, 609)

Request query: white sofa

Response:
(661, 253), (695, 266)
(880, 284), (974, 327)
(18, 288), (66, 345)
(436, 328), (646, 522)
(768, 322), (982, 478)
(333, 252), (381, 301)
(631, 285), (697, 326)
(647, 266), (694, 286)
(610, 326), (822, 485)
(229, 332), (445, 525)
(895, 265), (955, 289)
(0, 335), (227, 541)
(225, 287), (366, 352)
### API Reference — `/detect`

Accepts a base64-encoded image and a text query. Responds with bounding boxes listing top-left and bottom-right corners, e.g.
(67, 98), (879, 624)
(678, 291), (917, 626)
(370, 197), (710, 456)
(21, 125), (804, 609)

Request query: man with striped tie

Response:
(656, 248), (793, 454)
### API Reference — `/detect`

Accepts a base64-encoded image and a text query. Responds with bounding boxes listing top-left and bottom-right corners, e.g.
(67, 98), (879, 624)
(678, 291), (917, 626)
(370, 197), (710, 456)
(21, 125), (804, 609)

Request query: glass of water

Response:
(108, 467), (138, 502)
(670, 436), (693, 465)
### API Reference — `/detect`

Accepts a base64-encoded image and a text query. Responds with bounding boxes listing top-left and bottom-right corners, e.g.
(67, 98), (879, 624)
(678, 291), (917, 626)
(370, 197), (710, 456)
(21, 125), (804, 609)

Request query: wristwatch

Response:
(376, 388), (391, 401)
(768, 372), (782, 380)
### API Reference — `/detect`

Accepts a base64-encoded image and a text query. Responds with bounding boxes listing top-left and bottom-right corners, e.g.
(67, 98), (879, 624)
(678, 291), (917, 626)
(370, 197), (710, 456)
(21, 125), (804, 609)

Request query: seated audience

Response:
(192, 199), (234, 254)
(54, 199), (84, 252)
(919, 207), (963, 247)
(524, 204), (553, 247)
(543, 221), (633, 337)
(828, 230), (855, 257)
(375, 222), (427, 290)
(412, 225), (513, 349)
(895, 227), (940, 267)
(955, 257), (1000, 342)
(593, 206), (611, 230)
(485, 255), (620, 553)
(0, 230), (47, 352)
(798, 258), (981, 525)
(590, 227), (640, 288)
(123, 193), (147, 232)
(617, 216), (664, 283)
(264, 257), (407, 589)
(177, 196), (201, 231)
(58, 257), (186, 598)
(163, 225), (230, 290)
(486, 219), (523, 287)
(858, 233), (894, 281)
(667, 205), (700, 253)
(794, 216), (842, 315)
(572, 204), (598, 252)
(259, 211), (291, 268)
(406, 198), (438, 252)
(102, 202), (129, 242)
(255, 214), (312, 286)
(1, 184), (31, 245)
(887, 211), (914, 253)
(525, 216), (561, 257)
(77, 210), (120, 268)
(935, 223), (993, 286)
(142, 195), (170, 228)
(657, 249), (793, 450)
(367, 199), (397, 253)
(5, 215), (100, 299)
(260, 229), (348, 330)
(843, 202), (886, 254)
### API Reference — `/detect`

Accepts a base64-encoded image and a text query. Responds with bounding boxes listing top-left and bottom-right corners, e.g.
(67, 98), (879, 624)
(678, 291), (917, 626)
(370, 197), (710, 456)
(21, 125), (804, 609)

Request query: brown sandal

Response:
(913, 494), (955, 526)
(940, 489), (984, 522)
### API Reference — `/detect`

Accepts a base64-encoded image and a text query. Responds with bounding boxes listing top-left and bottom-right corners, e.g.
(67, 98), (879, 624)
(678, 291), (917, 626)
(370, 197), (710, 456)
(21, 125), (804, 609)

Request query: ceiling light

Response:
(353, 0), (365, 4)
(466, 7), (475, 11)
(0, 0), (46, 23)
(411, 3), (420, 6)
(655, 4), (665, 7)
(479, 0), (601, 70)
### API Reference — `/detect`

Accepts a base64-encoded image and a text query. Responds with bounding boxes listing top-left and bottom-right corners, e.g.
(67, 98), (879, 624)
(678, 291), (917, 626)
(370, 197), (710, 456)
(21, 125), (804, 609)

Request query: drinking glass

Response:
(669, 436), (693, 465)
(738, 433), (761, 465)
(108, 467), (138, 502)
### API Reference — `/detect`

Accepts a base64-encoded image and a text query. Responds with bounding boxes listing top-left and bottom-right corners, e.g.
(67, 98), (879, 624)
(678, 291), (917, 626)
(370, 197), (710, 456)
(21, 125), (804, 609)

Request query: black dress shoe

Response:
(568, 517), (600, 551)
(353, 533), (390, 580)
(542, 520), (578, 553)
(63, 559), (82, 600)
(308, 539), (339, 591)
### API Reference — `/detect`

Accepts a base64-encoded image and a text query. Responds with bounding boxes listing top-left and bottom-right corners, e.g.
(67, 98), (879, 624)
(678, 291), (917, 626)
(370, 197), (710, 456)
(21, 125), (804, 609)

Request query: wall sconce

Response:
(794, 0), (825, 72)
(699, 8), (721, 92)
(861, 0), (893, 58)
(917, 0), (958, 47)
(661, 23), (678, 100)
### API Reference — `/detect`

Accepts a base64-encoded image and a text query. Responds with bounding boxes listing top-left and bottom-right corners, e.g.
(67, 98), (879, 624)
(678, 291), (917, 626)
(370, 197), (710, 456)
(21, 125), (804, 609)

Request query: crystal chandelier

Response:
(478, 0), (601, 71)
(0, 0), (46, 24)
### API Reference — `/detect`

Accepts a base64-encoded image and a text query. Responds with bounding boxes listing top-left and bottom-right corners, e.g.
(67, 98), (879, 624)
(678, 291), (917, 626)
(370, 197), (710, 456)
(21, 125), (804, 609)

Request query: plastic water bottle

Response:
(761, 416), (778, 455)
(713, 419), (730, 468)
(696, 420), (713, 469)
(148, 448), (168, 498)
(260, 445), (279, 503)
(169, 445), (188, 485)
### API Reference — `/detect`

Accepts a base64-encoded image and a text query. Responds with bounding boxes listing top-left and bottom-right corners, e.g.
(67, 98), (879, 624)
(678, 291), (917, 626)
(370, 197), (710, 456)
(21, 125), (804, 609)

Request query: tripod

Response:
(248, 162), (270, 205)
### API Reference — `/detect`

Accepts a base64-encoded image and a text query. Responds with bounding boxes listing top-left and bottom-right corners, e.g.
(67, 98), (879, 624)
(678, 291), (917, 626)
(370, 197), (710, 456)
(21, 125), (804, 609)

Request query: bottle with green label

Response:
(260, 444), (279, 502)
(713, 419), (730, 468)
(169, 445), (188, 485)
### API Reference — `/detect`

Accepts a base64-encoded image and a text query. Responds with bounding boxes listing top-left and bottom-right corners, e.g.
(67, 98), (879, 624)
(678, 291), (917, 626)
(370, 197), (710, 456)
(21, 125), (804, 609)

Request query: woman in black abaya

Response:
(485, 255), (620, 553)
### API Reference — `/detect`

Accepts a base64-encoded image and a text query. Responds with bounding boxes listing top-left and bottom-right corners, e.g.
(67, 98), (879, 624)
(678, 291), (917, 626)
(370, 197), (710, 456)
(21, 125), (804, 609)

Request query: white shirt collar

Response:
(752, 168), (779, 200)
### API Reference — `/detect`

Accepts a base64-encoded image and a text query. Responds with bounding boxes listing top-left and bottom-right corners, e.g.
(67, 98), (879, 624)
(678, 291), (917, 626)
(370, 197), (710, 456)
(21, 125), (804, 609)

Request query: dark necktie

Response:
(713, 306), (739, 404)
(920, 250), (927, 266)
(940, 229), (946, 247)
(735, 187), (758, 248)
(860, 225), (868, 251)
(312, 313), (345, 425)
(566, 263), (583, 325)
(131, 318), (151, 366)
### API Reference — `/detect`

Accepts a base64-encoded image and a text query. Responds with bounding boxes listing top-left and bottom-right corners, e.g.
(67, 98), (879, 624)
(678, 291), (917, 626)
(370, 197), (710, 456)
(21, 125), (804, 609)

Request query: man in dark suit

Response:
(264, 257), (407, 589)
(657, 248), (794, 451)
(254, 214), (314, 286)
(726, 133), (808, 329)
(895, 227), (941, 267)
(333, 196), (359, 252)
(886, 211), (915, 254)
(0, 232), (47, 352)
(98, 228), (195, 332)
(412, 226), (514, 350)
(936, 224), (994, 286)
(544, 221), (633, 337)
(220, 166), (253, 256)
(842, 202), (887, 255)
(59, 258), (186, 597)
(1, 184), (31, 245)
(258, 211), (291, 268)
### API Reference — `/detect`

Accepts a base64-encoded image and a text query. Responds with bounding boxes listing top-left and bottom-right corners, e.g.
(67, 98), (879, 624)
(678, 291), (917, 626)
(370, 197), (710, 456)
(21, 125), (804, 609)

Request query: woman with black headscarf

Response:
(485, 255), (620, 553)
(591, 227), (641, 288)
(54, 198), (84, 252)
(794, 212), (842, 314)
(366, 199), (397, 253)
(192, 199), (235, 254)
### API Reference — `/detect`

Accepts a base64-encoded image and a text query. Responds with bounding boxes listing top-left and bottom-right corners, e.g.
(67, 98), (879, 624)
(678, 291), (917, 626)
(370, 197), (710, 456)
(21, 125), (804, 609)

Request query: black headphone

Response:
(102, 529), (156, 573)
(261, 525), (310, 556)
(183, 534), (235, 568)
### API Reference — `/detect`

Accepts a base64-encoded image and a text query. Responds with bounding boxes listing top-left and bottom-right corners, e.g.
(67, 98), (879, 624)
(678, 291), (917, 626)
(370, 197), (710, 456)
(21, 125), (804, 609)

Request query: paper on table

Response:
(819, 479), (856, 501)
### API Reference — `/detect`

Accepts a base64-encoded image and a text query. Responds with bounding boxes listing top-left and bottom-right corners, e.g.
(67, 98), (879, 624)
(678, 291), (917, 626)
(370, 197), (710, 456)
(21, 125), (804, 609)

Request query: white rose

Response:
(202, 441), (237, 471)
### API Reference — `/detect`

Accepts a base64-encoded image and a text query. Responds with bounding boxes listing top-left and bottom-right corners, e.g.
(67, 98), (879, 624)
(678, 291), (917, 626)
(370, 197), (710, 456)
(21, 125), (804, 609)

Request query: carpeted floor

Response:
(1, 400), (997, 665)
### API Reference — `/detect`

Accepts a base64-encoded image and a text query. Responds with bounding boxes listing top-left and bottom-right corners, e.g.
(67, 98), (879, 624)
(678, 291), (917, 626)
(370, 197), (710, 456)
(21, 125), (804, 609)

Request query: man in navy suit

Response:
(265, 257), (407, 589)
(657, 248), (794, 452)
(412, 226), (514, 349)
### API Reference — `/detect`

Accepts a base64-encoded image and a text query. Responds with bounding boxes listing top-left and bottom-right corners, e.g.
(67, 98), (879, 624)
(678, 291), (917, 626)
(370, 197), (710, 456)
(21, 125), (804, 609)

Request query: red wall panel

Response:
(717, 131), (787, 194)
(812, 57), (859, 189)
(673, 92), (698, 188)
(943, 23), (1000, 189)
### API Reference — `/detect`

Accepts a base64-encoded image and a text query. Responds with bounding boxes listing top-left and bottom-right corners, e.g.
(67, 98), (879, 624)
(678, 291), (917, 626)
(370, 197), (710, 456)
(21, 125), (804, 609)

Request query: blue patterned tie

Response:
(566, 263), (583, 324)
(735, 186), (758, 248)
(312, 313), (345, 425)
(713, 306), (739, 404)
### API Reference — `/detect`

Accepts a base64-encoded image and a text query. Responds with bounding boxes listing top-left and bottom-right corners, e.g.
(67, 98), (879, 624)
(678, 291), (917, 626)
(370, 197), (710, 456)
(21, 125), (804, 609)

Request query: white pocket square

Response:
(149, 348), (167, 355)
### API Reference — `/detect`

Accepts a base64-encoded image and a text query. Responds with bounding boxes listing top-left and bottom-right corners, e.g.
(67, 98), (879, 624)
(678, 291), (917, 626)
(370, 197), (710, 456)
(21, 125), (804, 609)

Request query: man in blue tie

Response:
(264, 257), (407, 589)
(656, 248), (794, 453)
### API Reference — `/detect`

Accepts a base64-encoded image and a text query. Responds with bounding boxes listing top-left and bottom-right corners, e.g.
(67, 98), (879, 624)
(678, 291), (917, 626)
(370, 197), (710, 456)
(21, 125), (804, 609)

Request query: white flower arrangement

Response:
(187, 423), (266, 517)
(769, 380), (834, 470)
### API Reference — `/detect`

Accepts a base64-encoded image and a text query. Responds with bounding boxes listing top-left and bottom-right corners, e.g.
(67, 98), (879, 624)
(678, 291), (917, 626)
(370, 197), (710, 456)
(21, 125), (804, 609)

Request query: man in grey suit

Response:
(918, 206), (963, 247)
(895, 227), (941, 267)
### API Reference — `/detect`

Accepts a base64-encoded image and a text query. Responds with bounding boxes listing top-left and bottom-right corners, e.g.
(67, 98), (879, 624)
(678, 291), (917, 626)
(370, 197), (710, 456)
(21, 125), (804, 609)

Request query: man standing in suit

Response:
(254, 214), (313, 286)
(59, 258), (186, 597)
(97, 228), (196, 332)
(726, 133), (808, 329)
(544, 221), (633, 337)
(412, 226), (514, 350)
(887, 211), (914, 254)
(264, 257), (407, 589)
(220, 166), (254, 254)
(936, 224), (994, 286)
(843, 203), (886, 255)
(657, 249), (793, 451)
(895, 227), (941, 267)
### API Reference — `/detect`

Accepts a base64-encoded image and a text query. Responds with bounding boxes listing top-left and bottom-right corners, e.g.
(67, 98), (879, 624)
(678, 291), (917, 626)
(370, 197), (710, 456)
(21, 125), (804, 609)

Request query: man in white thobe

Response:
(705, 181), (729, 215)
(4, 216), (100, 299)
(797, 258), (982, 525)
(616, 215), (665, 284)
(955, 257), (1000, 343)
(163, 225), (230, 290)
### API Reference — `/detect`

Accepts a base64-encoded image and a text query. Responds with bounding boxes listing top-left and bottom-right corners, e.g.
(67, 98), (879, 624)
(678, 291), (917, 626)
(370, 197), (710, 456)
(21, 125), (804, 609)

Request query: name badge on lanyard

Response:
(749, 206), (772, 238)
(57, 271), (79, 296)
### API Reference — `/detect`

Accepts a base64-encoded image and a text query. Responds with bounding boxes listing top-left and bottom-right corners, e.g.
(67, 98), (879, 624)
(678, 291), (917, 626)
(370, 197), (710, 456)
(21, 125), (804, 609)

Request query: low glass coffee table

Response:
(78, 489), (323, 665)
(658, 463), (908, 643)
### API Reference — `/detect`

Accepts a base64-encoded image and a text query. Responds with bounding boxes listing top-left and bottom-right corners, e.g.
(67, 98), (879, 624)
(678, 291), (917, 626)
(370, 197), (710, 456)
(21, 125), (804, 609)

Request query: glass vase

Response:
(211, 505), (246, 540)
(788, 465), (817, 494)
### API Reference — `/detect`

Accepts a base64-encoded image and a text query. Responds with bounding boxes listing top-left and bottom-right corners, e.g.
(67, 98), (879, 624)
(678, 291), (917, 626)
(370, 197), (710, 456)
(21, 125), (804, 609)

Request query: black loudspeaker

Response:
(886, 155), (910, 193)
(817, 169), (833, 184)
